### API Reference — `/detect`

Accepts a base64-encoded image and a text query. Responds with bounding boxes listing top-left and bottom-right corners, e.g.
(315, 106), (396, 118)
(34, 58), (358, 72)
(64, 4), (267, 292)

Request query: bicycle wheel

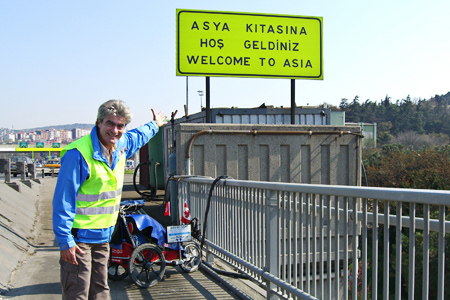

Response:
(179, 242), (202, 273)
(108, 262), (129, 281)
(128, 243), (165, 288)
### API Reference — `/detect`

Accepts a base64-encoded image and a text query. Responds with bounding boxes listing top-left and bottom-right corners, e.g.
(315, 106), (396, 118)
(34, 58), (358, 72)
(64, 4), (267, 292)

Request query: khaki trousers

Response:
(60, 243), (110, 300)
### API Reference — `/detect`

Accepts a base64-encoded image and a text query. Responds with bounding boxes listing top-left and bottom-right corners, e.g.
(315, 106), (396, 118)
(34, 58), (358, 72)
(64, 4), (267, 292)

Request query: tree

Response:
(339, 98), (349, 109)
(377, 122), (394, 146)
(364, 146), (450, 189)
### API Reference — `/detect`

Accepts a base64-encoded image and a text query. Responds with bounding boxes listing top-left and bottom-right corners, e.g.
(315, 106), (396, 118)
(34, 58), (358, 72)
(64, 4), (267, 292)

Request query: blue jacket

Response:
(52, 121), (159, 251)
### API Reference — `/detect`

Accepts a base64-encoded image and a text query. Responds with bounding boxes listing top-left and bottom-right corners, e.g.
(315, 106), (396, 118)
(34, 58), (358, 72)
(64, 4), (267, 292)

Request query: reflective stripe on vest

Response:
(62, 134), (126, 229)
(76, 188), (122, 202)
(76, 204), (120, 216)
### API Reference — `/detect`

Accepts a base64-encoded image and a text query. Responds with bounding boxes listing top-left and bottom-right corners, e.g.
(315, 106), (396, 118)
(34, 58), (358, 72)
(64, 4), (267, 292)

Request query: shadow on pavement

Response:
(5, 282), (62, 298)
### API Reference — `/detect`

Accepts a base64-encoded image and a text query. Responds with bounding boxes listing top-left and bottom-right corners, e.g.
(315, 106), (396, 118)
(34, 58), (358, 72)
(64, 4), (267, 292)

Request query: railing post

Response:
(16, 161), (26, 180)
(27, 163), (36, 180)
(383, 202), (390, 300)
(437, 205), (445, 300)
(266, 190), (280, 299)
(422, 204), (430, 299)
(0, 159), (11, 183)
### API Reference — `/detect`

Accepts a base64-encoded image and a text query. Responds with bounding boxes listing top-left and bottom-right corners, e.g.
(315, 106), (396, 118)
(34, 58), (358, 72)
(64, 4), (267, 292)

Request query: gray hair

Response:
(96, 100), (132, 124)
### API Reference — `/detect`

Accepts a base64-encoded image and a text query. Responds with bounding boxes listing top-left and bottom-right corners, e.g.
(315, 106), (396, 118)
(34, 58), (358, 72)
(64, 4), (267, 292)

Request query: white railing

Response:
(177, 176), (450, 300)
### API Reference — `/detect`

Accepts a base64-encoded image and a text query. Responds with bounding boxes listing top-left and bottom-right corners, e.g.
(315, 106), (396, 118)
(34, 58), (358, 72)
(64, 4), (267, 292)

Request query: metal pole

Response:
(186, 76), (189, 116)
(266, 190), (280, 299)
(206, 77), (211, 123)
(291, 79), (295, 124)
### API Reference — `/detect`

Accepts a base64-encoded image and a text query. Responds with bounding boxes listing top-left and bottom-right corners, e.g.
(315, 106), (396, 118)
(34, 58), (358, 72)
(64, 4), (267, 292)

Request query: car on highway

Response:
(126, 159), (134, 169)
(42, 159), (61, 176)
(10, 156), (33, 177)
(44, 159), (61, 168)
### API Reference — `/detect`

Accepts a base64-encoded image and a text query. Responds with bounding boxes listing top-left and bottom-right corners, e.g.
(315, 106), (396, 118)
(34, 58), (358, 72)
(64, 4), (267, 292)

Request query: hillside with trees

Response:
(339, 92), (450, 148)
(22, 123), (94, 132)
(336, 91), (450, 189)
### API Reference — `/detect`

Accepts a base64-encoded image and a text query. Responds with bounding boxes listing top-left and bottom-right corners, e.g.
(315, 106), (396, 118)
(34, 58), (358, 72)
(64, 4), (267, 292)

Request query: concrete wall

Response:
(0, 180), (43, 291)
(174, 123), (363, 186)
(162, 107), (337, 185)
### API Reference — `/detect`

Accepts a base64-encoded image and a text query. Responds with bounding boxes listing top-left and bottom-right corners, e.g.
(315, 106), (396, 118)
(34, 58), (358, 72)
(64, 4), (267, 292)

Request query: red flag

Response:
(180, 201), (191, 224)
(164, 202), (170, 216)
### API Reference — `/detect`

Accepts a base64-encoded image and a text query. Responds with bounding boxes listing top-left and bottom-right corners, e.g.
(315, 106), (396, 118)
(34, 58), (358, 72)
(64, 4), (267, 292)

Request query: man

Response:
(52, 100), (167, 299)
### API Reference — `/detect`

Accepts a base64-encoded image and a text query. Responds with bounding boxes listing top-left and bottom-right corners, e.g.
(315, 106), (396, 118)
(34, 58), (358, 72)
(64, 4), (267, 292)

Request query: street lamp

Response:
(197, 90), (204, 111)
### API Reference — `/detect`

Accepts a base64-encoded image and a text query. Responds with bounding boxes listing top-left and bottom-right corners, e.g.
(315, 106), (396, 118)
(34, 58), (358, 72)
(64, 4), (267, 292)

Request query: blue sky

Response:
(1, 1), (449, 130)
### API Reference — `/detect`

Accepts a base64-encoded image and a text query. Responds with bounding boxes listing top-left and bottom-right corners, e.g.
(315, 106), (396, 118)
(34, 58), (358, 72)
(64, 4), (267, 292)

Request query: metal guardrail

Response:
(177, 176), (450, 300)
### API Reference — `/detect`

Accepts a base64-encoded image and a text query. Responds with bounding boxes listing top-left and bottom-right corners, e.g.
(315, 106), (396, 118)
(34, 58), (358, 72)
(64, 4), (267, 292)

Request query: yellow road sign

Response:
(176, 9), (323, 79)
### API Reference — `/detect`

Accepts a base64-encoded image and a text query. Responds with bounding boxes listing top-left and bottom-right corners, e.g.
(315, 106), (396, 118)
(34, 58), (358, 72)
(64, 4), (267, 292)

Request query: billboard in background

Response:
(176, 9), (323, 79)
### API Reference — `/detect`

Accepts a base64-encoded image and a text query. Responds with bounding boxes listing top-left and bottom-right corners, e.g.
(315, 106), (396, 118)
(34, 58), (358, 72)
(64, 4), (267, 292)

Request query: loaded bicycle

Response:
(107, 200), (201, 288)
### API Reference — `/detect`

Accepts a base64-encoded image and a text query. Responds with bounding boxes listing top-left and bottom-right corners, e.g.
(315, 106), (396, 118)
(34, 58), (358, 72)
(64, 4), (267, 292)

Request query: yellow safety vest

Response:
(62, 134), (126, 229)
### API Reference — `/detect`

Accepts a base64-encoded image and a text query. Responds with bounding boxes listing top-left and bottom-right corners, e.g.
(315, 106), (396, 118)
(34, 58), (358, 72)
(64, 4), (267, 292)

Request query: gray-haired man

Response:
(53, 100), (167, 299)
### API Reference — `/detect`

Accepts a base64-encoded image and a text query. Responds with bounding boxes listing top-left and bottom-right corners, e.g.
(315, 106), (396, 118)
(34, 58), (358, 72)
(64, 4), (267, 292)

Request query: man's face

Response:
(96, 115), (126, 148)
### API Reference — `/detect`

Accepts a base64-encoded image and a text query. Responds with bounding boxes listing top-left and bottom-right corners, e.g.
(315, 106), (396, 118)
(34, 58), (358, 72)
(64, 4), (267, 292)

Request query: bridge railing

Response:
(177, 176), (450, 300)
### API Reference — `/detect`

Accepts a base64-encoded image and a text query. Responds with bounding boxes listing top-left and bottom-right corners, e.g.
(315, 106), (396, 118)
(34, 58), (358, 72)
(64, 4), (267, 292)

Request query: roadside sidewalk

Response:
(1, 173), (155, 299)
(2, 177), (61, 299)
(1, 174), (154, 299)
